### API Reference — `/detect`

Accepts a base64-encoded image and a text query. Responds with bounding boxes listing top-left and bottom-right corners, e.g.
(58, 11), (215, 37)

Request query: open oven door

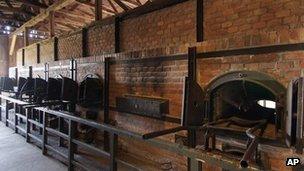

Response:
(181, 76), (206, 127)
(286, 77), (304, 153)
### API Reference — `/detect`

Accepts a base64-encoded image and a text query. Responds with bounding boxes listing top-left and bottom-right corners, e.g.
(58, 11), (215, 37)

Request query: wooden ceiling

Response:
(0, 0), (149, 37)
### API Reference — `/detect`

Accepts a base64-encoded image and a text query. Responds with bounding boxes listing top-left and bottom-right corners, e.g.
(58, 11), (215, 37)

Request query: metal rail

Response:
(0, 93), (259, 171)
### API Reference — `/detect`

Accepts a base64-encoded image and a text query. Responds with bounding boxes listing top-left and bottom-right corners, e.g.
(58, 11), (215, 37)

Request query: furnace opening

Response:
(205, 71), (286, 140)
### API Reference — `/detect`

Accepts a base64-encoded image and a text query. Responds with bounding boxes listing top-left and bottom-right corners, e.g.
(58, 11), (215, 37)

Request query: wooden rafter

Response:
(55, 20), (76, 30)
(14, 0), (48, 9)
(107, 0), (118, 13)
(4, 0), (13, 8)
(121, 0), (138, 7)
(0, 14), (26, 23)
(49, 11), (54, 37)
(113, 0), (130, 11)
(95, 0), (102, 20)
(75, 0), (94, 7)
(135, 0), (142, 5)
(56, 15), (86, 26)
(75, 0), (117, 15)
(77, 8), (94, 17)
(56, 10), (92, 21)
(11, 0), (77, 36)
(0, 5), (36, 16)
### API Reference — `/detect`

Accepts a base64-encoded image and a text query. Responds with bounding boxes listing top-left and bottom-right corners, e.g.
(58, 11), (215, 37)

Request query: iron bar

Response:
(45, 144), (68, 159)
(0, 91), (3, 121)
(42, 111), (47, 155)
(143, 126), (186, 139)
(104, 58), (110, 151)
(0, 93), (260, 170)
(110, 133), (118, 171)
(72, 139), (110, 158)
(46, 127), (69, 140)
(16, 113), (26, 120)
(28, 119), (43, 128)
(68, 119), (76, 171)
(26, 108), (30, 142)
(16, 125), (26, 133)
(5, 100), (8, 126)
(27, 133), (43, 144)
(6, 119), (14, 126)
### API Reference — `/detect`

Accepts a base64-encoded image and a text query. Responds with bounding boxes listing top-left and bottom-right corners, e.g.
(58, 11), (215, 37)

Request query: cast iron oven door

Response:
(0, 77), (4, 90)
(61, 77), (78, 103)
(116, 95), (169, 119)
(1, 77), (16, 92)
(78, 74), (103, 108)
(202, 71), (286, 168)
(205, 71), (286, 135)
(34, 78), (47, 102)
(17, 77), (27, 93)
(46, 78), (62, 101)
(18, 77), (35, 98)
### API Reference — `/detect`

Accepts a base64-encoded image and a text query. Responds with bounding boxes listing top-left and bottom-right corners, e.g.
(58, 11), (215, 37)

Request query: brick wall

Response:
(203, 0), (304, 40)
(120, 0), (196, 52)
(58, 31), (83, 60)
(86, 23), (115, 56)
(40, 38), (54, 63)
(8, 36), (23, 67)
(24, 43), (37, 66)
(0, 36), (8, 76)
(110, 59), (187, 116)
(16, 49), (23, 67)
(7, 0), (304, 170)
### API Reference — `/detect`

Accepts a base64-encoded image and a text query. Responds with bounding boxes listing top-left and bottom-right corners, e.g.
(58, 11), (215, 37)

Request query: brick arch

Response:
(204, 70), (286, 97)
(203, 70), (286, 134)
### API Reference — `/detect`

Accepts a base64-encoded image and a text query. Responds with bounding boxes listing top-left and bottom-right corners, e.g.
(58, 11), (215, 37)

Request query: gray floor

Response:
(0, 122), (67, 171)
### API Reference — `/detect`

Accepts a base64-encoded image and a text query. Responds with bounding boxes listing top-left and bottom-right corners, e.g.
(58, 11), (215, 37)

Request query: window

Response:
(257, 100), (276, 109)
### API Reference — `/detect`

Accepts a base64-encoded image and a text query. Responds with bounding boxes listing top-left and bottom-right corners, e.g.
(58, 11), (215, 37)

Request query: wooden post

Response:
(49, 11), (55, 37)
(82, 28), (88, 57)
(103, 58), (110, 151)
(0, 91), (2, 121)
(14, 103), (18, 133)
(110, 133), (118, 171)
(68, 119), (76, 171)
(26, 108), (30, 142)
(5, 100), (8, 127)
(54, 37), (58, 61)
(114, 17), (120, 53)
(24, 27), (29, 47)
(187, 47), (201, 171)
(22, 49), (25, 66)
(95, 0), (103, 21)
(42, 111), (47, 155)
(196, 0), (203, 42)
(37, 43), (41, 64)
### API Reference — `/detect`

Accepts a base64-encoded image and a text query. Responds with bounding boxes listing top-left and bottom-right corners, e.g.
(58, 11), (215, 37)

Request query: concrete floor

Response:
(0, 122), (67, 171)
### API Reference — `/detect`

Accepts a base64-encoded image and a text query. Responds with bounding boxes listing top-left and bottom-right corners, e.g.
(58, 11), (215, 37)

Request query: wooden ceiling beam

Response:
(107, 0), (118, 13)
(56, 10), (92, 21)
(135, 0), (142, 5)
(11, 0), (77, 36)
(95, 0), (102, 20)
(121, 0), (139, 7)
(4, 0), (13, 8)
(55, 14), (86, 26)
(75, 0), (94, 7)
(75, 0), (117, 15)
(49, 11), (54, 37)
(0, 5), (36, 16)
(0, 15), (26, 23)
(55, 21), (75, 30)
(14, 0), (48, 9)
(113, 0), (131, 11)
